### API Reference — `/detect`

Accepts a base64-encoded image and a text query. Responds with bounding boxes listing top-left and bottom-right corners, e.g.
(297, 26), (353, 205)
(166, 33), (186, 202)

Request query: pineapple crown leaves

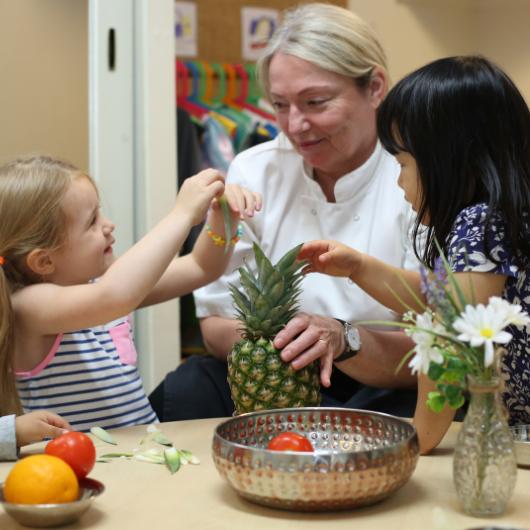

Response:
(229, 243), (307, 340)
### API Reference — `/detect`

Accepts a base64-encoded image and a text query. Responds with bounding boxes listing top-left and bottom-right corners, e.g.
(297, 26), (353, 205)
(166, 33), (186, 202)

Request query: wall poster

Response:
(175, 1), (198, 57)
(241, 7), (279, 61)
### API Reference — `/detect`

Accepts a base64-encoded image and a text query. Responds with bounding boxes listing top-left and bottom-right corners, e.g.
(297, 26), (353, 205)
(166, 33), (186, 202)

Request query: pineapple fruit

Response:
(227, 243), (321, 414)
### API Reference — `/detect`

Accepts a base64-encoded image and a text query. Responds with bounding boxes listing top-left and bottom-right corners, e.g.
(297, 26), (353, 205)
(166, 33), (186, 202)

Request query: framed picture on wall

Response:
(175, 1), (198, 57)
(241, 7), (279, 61)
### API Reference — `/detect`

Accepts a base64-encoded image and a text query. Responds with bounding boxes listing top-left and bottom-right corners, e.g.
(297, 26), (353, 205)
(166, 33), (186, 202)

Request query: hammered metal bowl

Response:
(212, 407), (419, 511)
(0, 478), (104, 528)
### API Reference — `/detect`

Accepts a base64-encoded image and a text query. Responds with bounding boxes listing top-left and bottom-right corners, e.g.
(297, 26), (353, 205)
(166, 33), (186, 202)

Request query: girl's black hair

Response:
(377, 55), (530, 268)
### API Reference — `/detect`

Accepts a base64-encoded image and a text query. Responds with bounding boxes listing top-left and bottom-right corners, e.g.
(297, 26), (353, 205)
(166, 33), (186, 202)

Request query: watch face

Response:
(345, 323), (361, 351)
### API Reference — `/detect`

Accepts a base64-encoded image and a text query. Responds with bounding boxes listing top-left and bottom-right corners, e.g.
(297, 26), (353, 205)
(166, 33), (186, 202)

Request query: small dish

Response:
(511, 424), (530, 468)
(0, 477), (104, 528)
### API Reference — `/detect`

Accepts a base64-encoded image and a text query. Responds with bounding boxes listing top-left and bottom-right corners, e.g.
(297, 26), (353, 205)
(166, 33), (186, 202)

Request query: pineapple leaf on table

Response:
(227, 243), (321, 414)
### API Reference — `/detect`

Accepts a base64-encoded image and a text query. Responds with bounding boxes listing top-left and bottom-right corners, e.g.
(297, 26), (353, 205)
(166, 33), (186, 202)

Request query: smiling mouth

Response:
(298, 139), (323, 149)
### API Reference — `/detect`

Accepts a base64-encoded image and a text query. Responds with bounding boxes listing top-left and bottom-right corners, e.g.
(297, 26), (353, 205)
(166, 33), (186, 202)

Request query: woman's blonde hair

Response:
(257, 2), (388, 101)
(0, 155), (90, 415)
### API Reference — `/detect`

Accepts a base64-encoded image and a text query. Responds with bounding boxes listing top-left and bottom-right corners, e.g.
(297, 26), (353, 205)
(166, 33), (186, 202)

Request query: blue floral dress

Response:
(447, 203), (530, 425)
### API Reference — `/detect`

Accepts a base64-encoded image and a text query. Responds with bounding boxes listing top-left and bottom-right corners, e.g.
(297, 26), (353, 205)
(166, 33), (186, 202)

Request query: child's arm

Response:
(0, 415), (17, 460)
(301, 241), (508, 313)
(299, 240), (424, 314)
(413, 375), (456, 454)
(301, 241), (509, 453)
(413, 270), (506, 453)
(139, 183), (262, 307)
(14, 169), (225, 335)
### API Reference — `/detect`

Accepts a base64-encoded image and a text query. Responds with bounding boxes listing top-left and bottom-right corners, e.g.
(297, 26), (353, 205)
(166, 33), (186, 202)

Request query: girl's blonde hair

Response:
(0, 155), (90, 415)
(257, 3), (388, 101)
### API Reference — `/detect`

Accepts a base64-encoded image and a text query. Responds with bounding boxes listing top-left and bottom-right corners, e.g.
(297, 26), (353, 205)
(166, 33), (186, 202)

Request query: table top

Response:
(1, 418), (528, 530)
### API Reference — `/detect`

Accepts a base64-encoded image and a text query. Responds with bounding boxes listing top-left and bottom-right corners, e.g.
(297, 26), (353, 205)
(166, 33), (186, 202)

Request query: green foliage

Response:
(427, 362), (445, 381)
(228, 243), (306, 341)
(427, 391), (446, 413)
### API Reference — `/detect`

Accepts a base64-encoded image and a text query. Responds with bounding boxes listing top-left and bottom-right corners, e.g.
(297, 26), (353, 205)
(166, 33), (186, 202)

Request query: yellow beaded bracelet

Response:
(205, 224), (243, 247)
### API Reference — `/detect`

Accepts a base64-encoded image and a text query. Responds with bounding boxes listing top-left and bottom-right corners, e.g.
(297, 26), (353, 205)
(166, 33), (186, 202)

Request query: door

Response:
(89, 0), (180, 393)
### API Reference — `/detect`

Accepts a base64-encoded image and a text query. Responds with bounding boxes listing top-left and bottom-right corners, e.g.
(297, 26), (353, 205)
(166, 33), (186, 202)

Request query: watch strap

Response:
(334, 347), (360, 363)
(334, 318), (360, 363)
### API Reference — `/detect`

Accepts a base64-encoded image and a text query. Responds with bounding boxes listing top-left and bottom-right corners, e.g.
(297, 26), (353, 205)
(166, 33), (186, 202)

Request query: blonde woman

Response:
(155, 3), (419, 421)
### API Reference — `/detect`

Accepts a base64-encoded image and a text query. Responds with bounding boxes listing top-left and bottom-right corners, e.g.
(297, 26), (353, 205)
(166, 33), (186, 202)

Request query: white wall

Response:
(0, 0), (88, 167)
(475, 1), (530, 98)
(349, 0), (474, 85)
(348, 0), (530, 102)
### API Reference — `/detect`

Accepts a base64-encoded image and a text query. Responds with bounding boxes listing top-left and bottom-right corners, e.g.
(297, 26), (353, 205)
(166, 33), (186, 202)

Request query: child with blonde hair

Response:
(0, 155), (260, 432)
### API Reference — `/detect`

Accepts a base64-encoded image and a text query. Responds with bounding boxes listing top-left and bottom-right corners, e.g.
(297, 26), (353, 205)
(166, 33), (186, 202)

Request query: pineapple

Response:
(227, 243), (321, 414)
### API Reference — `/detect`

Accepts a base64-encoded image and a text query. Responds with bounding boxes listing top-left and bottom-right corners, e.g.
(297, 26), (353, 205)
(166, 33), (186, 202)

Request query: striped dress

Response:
(16, 316), (158, 432)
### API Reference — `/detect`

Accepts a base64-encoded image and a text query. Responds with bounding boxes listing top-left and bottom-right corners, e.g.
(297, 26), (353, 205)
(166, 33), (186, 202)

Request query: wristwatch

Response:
(334, 319), (362, 362)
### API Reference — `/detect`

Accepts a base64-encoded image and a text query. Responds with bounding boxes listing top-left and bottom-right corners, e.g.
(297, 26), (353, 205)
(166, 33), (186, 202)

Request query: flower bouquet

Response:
(393, 253), (530, 516)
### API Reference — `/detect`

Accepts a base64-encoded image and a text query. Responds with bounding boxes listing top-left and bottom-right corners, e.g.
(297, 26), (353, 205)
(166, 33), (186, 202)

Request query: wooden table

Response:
(1, 419), (529, 529)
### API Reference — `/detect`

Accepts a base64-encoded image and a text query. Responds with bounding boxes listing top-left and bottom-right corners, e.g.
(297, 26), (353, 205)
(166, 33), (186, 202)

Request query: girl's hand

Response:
(175, 169), (225, 226)
(298, 240), (364, 280)
(212, 184), (262, 221)
(15, 411), (71, 447)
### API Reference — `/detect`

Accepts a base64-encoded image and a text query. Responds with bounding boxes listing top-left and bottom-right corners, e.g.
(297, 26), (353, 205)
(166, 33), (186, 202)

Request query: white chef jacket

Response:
(194, 133), (419, 325)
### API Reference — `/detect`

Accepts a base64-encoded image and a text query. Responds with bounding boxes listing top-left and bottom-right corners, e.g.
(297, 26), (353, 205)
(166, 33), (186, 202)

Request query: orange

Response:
(3, 454), (79, 504)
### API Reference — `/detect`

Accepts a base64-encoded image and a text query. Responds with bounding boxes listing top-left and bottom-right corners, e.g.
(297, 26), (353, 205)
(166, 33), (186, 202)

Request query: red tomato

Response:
(45, 432), (96, 479)
(267, 432), (313, 452)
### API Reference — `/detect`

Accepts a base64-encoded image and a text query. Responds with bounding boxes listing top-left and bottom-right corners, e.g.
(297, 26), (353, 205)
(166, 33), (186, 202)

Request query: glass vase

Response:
(453, 375), (517, 517)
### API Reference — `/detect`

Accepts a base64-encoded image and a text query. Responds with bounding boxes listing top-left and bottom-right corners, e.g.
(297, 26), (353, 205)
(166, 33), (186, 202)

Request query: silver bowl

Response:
(0, 478), (104, 528)
(511, 424), (530, 467)
(212, 407), (419, 511)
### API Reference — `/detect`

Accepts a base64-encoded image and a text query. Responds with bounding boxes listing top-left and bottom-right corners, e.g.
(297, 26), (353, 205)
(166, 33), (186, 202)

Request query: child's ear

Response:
(26, 249), (55, 276)
(368, 66), (388, 110)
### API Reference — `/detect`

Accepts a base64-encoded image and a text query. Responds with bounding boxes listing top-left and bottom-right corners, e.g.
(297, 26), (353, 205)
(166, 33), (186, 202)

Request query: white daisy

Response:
(406, 311), (445, 375)
(488, 296), (530, 327)
(453, 303), (513, 367)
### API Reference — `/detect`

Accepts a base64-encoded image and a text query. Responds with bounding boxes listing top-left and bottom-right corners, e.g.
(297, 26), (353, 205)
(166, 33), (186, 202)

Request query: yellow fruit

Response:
(3, 454), (79, 504)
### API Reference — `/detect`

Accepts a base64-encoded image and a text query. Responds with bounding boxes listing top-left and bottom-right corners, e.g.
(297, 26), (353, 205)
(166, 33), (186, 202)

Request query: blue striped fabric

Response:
(16, 316), (158, 432)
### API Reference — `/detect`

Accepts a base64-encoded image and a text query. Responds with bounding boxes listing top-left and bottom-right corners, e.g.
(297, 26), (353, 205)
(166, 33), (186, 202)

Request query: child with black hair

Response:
(299, 55), (530, 453)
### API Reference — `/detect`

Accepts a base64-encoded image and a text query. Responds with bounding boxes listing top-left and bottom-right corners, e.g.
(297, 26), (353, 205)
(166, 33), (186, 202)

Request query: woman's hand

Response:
(298, 240), (365, 280)
(273, 313), (345, 387)
(175, 168), (226, 226)
(15, 411), (71, 447)
(211, 183), (262, 221)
